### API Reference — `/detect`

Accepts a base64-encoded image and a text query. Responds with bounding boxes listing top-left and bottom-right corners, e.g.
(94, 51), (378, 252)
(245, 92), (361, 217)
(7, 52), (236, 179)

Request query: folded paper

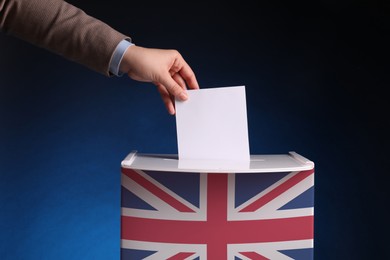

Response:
(175, 86), (250, 166)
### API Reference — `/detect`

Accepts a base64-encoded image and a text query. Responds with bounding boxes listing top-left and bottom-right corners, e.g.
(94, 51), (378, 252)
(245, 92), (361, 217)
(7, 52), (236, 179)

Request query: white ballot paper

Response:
(175, 85), (250, 169)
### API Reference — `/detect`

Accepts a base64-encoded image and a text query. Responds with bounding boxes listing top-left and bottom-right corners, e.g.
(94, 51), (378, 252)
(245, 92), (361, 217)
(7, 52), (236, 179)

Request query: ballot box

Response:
(120, 151), (315, 260)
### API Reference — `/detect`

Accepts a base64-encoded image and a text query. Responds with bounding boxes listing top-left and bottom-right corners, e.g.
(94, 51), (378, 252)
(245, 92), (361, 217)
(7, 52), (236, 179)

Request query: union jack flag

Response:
(120, 168), (314, 259)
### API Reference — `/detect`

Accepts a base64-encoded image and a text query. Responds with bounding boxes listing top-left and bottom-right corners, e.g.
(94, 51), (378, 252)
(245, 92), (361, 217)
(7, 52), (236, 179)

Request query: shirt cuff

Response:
(109, 39), (134, 76)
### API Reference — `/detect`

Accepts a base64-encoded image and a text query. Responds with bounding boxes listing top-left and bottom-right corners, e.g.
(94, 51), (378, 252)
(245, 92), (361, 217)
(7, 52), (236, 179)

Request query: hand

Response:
(119, 45), (199, 115)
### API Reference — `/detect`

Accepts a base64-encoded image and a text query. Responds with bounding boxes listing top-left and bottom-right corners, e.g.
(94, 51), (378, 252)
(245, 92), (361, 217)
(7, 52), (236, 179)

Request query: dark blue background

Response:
(1, 1), (388, 259)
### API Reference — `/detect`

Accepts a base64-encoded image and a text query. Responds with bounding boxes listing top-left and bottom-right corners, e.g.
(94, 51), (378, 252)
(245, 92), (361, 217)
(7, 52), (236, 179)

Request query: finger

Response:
(156, 83), (175, 115)
(177, 60), (200, 90)
(172, 73), (187, 91)
(157, 72), (188, 101)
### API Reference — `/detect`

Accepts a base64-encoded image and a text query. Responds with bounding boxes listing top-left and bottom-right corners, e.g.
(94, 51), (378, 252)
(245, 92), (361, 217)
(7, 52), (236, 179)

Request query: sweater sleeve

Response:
(0, 0), (130, 76)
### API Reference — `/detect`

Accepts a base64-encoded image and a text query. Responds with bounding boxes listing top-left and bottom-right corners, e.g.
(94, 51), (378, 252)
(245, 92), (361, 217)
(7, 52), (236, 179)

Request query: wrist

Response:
(119, 44), (141, 74)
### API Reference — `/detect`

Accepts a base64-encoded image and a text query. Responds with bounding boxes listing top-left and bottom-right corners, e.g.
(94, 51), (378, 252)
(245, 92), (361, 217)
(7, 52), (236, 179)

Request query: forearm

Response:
(0, 0), (129, 75)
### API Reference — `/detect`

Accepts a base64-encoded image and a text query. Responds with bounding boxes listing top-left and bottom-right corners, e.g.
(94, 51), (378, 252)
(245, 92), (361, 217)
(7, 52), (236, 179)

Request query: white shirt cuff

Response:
(109, 39), (134, 76)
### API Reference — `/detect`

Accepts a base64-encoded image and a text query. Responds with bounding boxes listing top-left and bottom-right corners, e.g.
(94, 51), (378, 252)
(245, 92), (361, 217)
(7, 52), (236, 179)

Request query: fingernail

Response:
(179, 92), (188, 101)
(169, 107), (175, 115)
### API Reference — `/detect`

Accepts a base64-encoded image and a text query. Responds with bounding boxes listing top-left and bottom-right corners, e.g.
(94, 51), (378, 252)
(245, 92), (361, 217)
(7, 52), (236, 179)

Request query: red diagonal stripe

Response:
(122, 169), (195, 212)
(239, 169), (314, 212)
(167, 252), (196, 260)
(240, 252), (269, 260)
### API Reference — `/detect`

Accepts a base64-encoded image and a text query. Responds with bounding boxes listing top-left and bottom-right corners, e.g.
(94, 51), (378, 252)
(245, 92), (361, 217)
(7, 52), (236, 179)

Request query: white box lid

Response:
(121, 151), (314, 173)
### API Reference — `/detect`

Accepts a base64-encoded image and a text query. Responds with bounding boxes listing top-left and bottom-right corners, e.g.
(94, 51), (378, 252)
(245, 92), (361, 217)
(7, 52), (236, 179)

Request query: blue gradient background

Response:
(1, 1), (388, 259)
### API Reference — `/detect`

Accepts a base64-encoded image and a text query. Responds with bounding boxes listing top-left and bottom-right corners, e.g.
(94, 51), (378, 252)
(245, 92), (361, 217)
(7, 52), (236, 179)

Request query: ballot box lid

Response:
(121, 151), (314, 173)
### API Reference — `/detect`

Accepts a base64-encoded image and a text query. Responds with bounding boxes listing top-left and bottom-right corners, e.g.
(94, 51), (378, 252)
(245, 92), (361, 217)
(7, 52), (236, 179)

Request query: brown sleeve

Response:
(0, 0), (130, 76)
